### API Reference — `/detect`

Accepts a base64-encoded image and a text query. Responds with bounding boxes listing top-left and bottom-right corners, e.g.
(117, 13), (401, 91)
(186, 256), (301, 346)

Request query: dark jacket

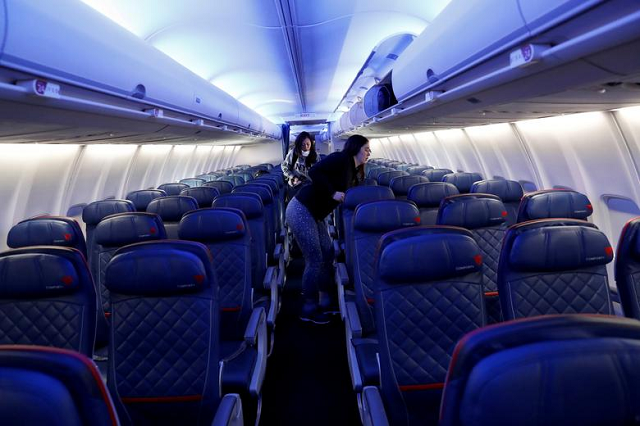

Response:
(295, 151), (357, 220)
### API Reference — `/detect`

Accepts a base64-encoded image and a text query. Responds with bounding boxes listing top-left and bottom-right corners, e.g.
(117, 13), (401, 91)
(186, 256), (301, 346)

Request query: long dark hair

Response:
(293, 131), (317, 167)
(342, 134), (369, 184)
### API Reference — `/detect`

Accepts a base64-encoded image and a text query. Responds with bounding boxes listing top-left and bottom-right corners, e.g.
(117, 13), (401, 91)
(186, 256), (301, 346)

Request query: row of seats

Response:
(0, 162), (285, 425)
(336, 158), (640, 425)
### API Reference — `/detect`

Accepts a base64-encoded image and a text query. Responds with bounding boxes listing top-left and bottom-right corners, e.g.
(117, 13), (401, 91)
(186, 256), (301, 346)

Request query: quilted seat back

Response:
(441, 315), (640, 426)
(375, 226), (486, 426)
(233, 184), (276, 258)
(104, 240), (221, 426)
(615, 217), (640, 320)
(0, 247), (96, 357)
(146, 195), (198, 239)
(498, 219), (614, 320)
(82, 199), (136, 267)
(179, 208), (252, 340)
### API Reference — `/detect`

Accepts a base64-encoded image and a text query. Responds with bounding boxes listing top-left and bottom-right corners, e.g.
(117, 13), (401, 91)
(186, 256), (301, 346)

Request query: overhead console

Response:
(336, 0), (640, 136)
(0, 0), (282, 142)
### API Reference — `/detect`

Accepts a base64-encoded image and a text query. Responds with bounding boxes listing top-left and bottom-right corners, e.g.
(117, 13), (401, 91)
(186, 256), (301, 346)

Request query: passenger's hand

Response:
(292, 177), (300, 185)
(332, 191), (345, 202)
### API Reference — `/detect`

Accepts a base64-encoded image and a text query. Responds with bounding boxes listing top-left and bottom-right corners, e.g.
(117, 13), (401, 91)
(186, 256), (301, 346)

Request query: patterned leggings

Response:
(285, 197), (334, 302)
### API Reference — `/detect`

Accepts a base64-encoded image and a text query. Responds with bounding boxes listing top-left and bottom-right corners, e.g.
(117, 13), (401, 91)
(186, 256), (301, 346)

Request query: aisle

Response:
(259, 258), (361, 425)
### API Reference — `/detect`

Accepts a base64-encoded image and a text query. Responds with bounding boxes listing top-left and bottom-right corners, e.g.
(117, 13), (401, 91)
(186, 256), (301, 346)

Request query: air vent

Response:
(386, 53), (399, 60)
(131, 84), (146, 99)
(467, 97), (481, 104)
(426, 69), (439, 84)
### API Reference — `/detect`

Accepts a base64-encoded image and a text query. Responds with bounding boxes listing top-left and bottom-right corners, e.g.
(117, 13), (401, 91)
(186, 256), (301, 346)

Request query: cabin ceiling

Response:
(80, 0), (450, 125)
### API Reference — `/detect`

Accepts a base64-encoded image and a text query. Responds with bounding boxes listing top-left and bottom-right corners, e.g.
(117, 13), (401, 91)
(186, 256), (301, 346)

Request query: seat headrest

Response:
(407, 182), (460, 208)
(353, 200), (421, 232)
(179, 208), (247, 242)
(0, 249), (84, 298)
(213, 193), (264, 219)
(226, 175), (246, 186)
(157, 183), (190, 196)
(95, 212), (166, 246)
(442, 173), (484, 193)
(146, 195), (198, 222)
(179, 178), (206, 187)
(203, 180), (234, 194)
(508, 224), (612, 271)
(82, 199), (135, 225)
(407, 166), (433, 175)
(105, 243), (211, 296)
(422, 168), (454, 182)
(377, 171), (409, 186)
(377, 227), (482, 283)
(437, 194), (507, 229)
(180, 187), (220, 208)
(471, 179), (523, 202)
(390, 176), (430, 196)
(232, 184), (273, 203)
(7, 217), (84, 251)
(125, 189), (166, 211)
(518, 189), (593, 222)
(344, 186), (395, 209)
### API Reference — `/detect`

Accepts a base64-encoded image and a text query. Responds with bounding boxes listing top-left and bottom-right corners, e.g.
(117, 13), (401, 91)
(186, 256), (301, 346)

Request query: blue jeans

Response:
(286, 198), (334, 303)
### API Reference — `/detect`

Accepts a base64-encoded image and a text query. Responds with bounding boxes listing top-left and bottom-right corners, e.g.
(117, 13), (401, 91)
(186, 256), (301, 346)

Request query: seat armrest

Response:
(328, 224), (337, 239)
(333, 239), (341, 258)
(335, 262), (349, 320)
(263, 266), (279, 326)
(244, 307), (266, 346)
(211, 394), (244, 426)
(273, 243), (283, 261)
(345, 301), (362, 338)
(361, 387), (389, 426)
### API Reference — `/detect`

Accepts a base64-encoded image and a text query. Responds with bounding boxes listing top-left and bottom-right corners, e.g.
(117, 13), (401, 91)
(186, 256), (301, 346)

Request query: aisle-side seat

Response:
(389, 175), (430, 200)
(517, 188), (592, 223)
(439, 315), (640, 426)
(0, 246), (96, 357)
(360, 227), (486, 426)
(437, 194), (508, 323)
(146, 195), (198, 239)
(615, 217), (640, 320)
(407, 182), (459, 225)
(498, 219), (614, 320)
(471, 179), (524, 226)
(179, 208), (267, 401)
(104, 240), (246, 426)
(422, 168), (453, 182)
(126, 189), (166, 212)
(204, 180), (234, 194)
(82, 199), (135, 266)
(377, 170), (409, 187)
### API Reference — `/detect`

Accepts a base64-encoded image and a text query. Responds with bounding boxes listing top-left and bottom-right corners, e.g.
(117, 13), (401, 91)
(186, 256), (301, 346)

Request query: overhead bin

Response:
(391, 0), (604, 101)
(0, 0), (281, 140)
(348, 102), (367, 128)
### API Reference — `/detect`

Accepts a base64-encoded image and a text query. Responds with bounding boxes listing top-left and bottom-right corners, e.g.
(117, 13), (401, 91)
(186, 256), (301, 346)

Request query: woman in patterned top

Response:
(282, 131), (319, 200)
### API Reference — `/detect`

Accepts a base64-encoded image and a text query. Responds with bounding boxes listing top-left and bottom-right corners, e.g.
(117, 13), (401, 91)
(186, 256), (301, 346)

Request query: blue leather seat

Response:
(343, 200), (421, 392)
(7, 216), (87, 258)
(442, 172), (484, 193)
(196, 173), (218, 182)
(238, 172), (254, 182)
(389, 175), (430, 199)
(212, 194), (279, 327)
(248, 179), (282, 233)
(146, 195), (198, 239)
(407, 182), (460, 225)
(517, 189), (593, 222)
(257, 175), (285, 230)
(422, 168), (453, 182)
(471, 179), (524, 226)
(179, 177), (206, 187)
(377, 170), (409, 187)
(82, 199), (135, 266)
(407, 166), (433, 175)
(615, 217), (640, 320)
(365, 165), (382, 179)
(179, 209), (267, 399)
(340, 186), (395, 281)
(360, 226), (486, 426)
(0, 345), (119, 426)
(370, 167), (393, 180)
(125, 189), (166, 212)
(0, 247), (96, 356)
(437, 194), (508, 323)
(225, 175), (246, 187)
(93, 212), (167, 318)
(204, 180), (234, 194)
(180, 186), (220, 208)
(439, 315), (640, 426)
(104, 240), (246, 426)
(157, 182), (189, 196)
(498, 219), (614, 320)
